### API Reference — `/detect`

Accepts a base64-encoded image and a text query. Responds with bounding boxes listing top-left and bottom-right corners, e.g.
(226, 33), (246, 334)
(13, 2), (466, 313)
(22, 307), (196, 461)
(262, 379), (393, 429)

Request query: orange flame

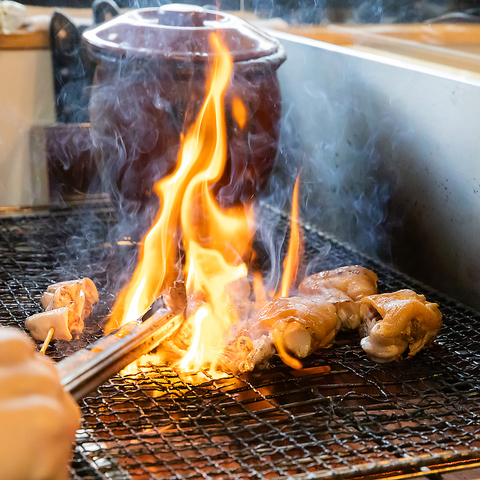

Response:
(232, 97), (247, 129)
(107, 33), (253, 375)
(279, 175), (303, 297)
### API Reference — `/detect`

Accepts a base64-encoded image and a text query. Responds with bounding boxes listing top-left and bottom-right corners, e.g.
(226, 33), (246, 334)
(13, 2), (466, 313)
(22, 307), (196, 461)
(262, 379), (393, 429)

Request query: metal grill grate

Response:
(1, 202), (480, 480)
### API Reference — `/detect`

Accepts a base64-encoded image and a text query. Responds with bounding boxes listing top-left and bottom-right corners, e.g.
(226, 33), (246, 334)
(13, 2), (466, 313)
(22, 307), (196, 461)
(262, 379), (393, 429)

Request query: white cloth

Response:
(0, 1), (27, 34)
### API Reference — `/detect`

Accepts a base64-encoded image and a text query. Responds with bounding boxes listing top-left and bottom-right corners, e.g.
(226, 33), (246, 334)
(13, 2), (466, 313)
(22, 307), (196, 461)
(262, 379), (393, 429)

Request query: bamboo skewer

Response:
(39, 327), (55, 354)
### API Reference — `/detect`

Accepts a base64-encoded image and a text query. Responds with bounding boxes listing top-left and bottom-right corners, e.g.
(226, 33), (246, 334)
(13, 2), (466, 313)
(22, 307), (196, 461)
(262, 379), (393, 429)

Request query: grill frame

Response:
(1, 201), (480, 480)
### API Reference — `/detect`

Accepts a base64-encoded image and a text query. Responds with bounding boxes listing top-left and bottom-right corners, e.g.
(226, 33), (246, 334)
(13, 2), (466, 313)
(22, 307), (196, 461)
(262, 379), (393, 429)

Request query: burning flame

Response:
(107, 33), (253, 375)
(107, 30), (308, 379)
(278, 175), (303, 297)
(232, 97), (247, 129)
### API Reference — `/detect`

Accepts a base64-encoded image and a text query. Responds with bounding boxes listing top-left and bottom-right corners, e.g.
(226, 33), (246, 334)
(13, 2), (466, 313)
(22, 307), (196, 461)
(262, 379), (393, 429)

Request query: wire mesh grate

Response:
(1, 203), (479, 479)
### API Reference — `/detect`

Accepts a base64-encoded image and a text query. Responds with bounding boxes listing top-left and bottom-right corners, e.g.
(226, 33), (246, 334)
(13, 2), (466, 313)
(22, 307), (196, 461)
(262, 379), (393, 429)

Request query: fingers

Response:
(0, 327), (81, 480)
(0, 328), (36, 365)
(0, 358), (62, 400)
(0, 396), (78, 480)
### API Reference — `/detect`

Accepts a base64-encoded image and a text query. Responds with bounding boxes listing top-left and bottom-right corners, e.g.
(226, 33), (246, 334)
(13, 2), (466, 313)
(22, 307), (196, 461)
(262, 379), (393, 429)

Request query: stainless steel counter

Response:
(272, 30), (480, 310)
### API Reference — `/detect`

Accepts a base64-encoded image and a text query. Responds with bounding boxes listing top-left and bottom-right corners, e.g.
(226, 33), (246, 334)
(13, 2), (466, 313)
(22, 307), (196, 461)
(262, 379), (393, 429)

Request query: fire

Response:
(278, 175), (303, 298)
(232, 97), (247, 129)
(107, 31), (306, 378)
(106, 33), (253, 374)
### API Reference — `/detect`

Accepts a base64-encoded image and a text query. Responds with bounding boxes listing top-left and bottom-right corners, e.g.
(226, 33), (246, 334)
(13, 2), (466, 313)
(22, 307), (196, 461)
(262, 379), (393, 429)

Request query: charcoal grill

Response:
(1, 199), (480, 480)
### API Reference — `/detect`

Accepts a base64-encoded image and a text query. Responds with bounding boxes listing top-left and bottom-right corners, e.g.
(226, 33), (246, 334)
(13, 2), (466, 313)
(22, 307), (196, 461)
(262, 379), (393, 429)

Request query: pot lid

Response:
(83, 4), (283, 64)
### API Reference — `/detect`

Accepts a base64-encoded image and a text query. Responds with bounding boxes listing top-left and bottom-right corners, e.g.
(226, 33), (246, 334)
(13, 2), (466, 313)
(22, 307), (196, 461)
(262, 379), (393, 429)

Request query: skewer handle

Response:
(39, 327), (55, 354)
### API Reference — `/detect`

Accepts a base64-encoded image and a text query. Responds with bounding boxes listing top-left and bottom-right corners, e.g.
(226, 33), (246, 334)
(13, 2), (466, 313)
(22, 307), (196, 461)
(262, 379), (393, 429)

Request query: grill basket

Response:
(1, 201), (479, 480)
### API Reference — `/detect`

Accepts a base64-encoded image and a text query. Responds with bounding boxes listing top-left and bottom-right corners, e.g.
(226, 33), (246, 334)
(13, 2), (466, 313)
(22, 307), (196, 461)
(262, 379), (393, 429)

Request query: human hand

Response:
(0, 328), (81, 480)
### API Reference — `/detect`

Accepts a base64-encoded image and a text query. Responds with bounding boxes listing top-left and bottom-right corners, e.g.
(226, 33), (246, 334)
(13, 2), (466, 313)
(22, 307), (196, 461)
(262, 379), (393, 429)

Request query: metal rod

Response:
(56, 308), (181, 402)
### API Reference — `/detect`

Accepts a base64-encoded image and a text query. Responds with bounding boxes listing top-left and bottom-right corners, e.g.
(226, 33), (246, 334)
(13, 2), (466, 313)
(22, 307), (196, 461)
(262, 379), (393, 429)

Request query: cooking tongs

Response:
(56, 301), (182, 402)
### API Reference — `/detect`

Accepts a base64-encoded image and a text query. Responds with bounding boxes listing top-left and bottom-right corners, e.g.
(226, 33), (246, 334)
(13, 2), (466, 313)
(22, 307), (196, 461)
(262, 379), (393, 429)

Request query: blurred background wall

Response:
(10, 0), (480, 25)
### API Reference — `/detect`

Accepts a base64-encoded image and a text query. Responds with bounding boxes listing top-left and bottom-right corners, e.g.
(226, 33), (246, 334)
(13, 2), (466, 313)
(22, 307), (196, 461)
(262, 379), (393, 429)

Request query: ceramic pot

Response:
(83, 4), (286, 210)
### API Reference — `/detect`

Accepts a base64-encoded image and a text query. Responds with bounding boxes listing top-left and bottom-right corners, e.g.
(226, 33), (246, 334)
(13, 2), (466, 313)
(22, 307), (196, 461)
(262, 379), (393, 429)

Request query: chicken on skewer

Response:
(359, 289), (442, 363)
(25, 278), (99, 348)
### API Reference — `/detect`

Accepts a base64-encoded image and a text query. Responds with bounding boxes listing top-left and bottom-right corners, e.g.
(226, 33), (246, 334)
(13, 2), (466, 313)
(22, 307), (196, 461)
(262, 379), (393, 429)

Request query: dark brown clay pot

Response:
(83, 4), (286, 211)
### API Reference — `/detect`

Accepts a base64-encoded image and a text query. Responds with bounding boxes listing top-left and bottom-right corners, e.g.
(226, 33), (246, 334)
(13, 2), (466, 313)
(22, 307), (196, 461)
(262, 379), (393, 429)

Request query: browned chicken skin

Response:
(299, 265), (378, 301)
(233, 296), (341, 371)
(299, 265), (378, 330)
(360, 289), (442, 363)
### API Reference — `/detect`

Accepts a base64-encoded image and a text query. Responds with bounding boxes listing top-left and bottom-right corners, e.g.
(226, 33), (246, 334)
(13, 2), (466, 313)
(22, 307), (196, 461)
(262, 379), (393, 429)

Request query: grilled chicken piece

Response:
(299, 266), (378, 330)
(359, 289), (442, 363)
(45, 285), (86, 335)
(233, 296), (341, 371)
(43, 278), (98, 316)
(26, 278), (99, 342)
(41, 278), (99, 332)
(25, 307), (71, 341)
(299, 265), (378, 301)
(234, 335), (276, 373)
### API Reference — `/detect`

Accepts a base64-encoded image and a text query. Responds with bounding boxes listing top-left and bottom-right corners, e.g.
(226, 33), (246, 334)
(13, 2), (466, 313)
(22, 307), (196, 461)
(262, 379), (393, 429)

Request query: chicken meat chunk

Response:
(299, 265), (378, 330)
(26, 278), (99, 342)
(25, 307), (71, 342)
(359, 289), (442, 363)
(231, 296), (342, 372)
(299, 265), (378, 301)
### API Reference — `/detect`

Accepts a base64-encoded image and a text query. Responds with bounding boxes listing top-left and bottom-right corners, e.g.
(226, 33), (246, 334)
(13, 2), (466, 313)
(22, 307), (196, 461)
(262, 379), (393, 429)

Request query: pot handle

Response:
(92, 0), (120, 25)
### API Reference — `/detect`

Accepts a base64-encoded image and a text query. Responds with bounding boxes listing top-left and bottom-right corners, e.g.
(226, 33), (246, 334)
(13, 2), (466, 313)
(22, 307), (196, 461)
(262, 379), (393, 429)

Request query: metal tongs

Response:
(56, 299), (182, 402)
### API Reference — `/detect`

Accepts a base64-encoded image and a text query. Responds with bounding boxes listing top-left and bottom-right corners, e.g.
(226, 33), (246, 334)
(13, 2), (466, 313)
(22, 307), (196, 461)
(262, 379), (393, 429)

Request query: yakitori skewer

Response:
(39, 327), (55, 355)
(25, 278), (99, 352)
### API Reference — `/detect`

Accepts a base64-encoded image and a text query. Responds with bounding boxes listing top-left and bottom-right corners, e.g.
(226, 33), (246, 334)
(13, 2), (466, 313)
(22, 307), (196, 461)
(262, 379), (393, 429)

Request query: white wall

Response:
(0, 49), (55, 207)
